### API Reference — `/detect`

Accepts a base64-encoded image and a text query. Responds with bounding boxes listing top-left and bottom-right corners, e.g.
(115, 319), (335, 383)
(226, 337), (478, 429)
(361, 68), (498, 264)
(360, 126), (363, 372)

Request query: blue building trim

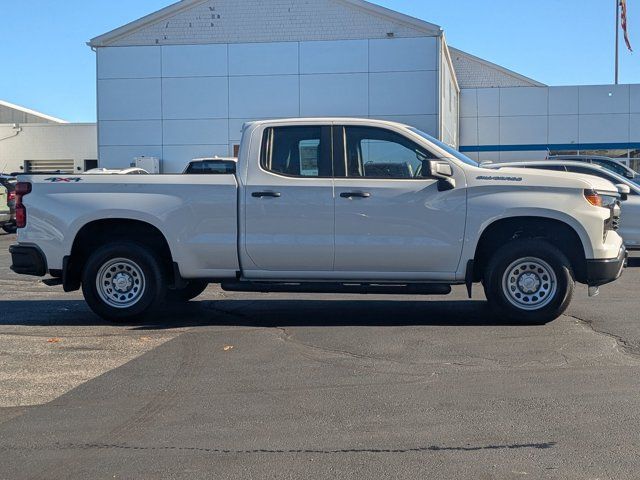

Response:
(459, 143), (640, 153)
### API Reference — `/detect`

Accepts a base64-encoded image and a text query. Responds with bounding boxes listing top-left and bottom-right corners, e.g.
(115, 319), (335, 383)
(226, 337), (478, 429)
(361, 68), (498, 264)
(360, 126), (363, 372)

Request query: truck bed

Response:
(17, 174), (240, 279)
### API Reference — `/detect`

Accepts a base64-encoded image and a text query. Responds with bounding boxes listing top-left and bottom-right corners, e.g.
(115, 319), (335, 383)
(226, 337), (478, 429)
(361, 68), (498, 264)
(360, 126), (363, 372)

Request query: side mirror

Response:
(616, 183), (631, 201)
(422, 160), (453, 179)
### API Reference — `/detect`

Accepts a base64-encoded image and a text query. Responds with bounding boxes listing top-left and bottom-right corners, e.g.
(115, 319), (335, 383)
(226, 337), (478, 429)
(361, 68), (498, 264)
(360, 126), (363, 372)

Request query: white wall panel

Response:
(98, 79), (161, 120)
(499, 87), (548, 116)
(548, 115), (579, 144)
(373, 115), (437, 136)
(300, 40), (368, 74)
(162, 77), (229, 119)
(369, 71), (436, 115)
(300, 74), (368, 116)
(459, 89), (477, 117)
(99, 145), (162, 169)
(499, 150), (547, 162)
(99, 121), (162, 146)
(163, 119), (229, 145)
(549, 86), (579, 115)
(579, 85), (630, 114)
(460, 117), (478, 146)
(163, 144), (230, 173)
(229, 76), (300, 118)
(162, 44), (228, 77)
(630, 85), (640, 113)
(477, 116), (499, 145)
(369, 37), (437, 72)
(579, 114), (630, 143)
(476, 88), (500, 117)
(229, 42), (298, 75)
(500, 116), (547, 145)
(97, 46), (161, 79)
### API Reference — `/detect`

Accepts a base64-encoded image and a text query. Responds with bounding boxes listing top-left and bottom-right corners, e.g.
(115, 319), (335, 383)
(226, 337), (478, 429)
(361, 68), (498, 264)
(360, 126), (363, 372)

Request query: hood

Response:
(476, 166), (620, 193)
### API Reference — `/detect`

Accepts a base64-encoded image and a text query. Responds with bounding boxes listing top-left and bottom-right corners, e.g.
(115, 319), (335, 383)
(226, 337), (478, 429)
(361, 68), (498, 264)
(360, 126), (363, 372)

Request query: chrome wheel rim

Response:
(502, 257), (557, 311)
(96, 258), (146, 309)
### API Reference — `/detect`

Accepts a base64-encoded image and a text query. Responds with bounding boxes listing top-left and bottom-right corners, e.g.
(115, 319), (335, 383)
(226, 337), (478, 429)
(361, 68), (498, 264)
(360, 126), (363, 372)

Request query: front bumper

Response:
(586, 246), (627, 287)
(10, 244), (48, 277)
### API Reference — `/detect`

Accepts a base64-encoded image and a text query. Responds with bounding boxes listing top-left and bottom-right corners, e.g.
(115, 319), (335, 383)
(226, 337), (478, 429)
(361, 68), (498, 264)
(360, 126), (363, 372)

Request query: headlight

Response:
(584, 189), (619, 208)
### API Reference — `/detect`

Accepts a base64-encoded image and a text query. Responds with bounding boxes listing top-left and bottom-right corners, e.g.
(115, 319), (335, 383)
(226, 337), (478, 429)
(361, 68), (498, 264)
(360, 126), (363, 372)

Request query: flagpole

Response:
(616, 0), (620, 84)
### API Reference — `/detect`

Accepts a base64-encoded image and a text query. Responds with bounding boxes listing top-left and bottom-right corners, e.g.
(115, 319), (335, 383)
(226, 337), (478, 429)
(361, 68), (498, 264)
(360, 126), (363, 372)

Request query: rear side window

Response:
(261, 126), (332, 177)
(591, 159), (629, 177)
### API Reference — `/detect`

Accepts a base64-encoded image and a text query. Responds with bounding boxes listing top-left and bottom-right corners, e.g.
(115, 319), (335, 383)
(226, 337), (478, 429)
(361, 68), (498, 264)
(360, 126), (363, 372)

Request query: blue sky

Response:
(0, 0), (637, 122)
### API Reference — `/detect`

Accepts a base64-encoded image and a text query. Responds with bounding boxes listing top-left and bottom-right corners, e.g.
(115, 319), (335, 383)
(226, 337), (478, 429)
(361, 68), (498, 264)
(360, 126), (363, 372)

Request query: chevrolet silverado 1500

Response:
(10, 118), (627, 323)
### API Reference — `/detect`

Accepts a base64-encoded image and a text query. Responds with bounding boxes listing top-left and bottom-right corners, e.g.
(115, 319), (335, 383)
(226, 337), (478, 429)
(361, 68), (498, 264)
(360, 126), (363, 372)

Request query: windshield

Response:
(407, 127), (479, 167)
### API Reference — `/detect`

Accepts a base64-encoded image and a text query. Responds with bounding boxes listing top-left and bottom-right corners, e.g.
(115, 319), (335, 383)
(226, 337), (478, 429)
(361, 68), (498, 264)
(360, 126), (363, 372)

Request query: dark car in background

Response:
(183, 157), (237, 175)
(0, 174), (16, 233)
(548, 155), (640, 185)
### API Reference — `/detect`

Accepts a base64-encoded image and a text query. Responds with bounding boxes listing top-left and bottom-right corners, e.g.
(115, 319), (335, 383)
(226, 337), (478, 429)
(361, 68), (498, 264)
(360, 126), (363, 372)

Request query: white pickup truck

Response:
(10, 118), (627, 323)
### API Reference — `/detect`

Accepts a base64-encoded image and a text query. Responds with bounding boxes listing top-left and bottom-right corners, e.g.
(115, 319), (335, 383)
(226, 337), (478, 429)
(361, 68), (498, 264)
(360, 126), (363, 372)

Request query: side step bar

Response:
(221, 281), (452, 295)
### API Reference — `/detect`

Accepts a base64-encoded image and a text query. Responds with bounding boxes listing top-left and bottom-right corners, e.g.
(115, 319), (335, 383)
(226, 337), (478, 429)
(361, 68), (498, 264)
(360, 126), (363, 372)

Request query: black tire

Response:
(166, 280), (208, 302)
(483, 239), (574, 324)
(2, 224), (16, 234)
(81, 242), (166, 323)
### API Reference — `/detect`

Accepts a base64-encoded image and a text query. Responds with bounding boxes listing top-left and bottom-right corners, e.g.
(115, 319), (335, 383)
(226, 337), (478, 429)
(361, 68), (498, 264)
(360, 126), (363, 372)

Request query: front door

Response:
(333, 125), (467, 279)
(242, 125), (335, 276)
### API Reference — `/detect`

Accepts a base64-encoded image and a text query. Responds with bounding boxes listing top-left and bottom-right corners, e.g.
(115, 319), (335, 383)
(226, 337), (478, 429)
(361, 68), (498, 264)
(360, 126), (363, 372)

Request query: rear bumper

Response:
(0, 212), (11, 224)
(586, 246), (627, 287)
(10, 244), (47, 277)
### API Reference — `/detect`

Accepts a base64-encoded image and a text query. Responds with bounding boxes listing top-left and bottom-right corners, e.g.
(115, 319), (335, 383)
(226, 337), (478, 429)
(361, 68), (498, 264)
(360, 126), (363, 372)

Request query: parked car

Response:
(10, 118), (627, 324)
(548, 155), (640, 185)
(488, 160), (640, 249)
(183, 157), (237, 174)
(85, 168), (149, 175)
(0, 175), (16, 233)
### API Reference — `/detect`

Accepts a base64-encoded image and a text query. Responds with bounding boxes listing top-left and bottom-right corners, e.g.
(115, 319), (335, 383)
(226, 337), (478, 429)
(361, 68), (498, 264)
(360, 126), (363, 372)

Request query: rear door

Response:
(242, 124), (335, 275)
(332, 125), (467, 279)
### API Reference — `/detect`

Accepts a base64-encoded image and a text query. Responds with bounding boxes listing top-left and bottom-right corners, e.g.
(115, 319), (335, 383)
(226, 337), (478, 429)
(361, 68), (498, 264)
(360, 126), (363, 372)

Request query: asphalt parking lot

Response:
(1, 233), (640, 479)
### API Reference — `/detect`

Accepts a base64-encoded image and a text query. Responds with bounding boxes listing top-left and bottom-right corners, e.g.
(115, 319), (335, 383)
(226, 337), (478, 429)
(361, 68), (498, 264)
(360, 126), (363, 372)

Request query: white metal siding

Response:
(96, 37), (440, 172)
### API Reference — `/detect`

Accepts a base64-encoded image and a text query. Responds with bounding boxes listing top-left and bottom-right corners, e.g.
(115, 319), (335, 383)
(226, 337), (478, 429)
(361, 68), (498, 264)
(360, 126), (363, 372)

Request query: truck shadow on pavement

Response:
(0, 298), (548, 328)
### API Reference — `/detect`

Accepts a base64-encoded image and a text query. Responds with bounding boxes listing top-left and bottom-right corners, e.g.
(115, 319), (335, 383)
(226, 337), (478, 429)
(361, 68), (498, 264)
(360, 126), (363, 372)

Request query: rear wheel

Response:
(166, 280), (208, 302)
(81, 242), (166, 322)
(483, 239), (574, 323)
(2, 224), (16, 234)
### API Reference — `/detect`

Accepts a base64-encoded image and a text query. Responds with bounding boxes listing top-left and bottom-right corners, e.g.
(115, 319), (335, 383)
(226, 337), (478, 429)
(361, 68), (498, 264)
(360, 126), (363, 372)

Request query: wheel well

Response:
(65, 219), (174, 291)
(473, 217), (588, 283)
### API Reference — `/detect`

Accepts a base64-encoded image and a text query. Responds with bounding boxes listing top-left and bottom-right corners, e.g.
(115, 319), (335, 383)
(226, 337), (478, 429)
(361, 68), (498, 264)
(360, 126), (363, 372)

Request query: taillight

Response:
(8, 191), (15, 203)
(584, 189), (602, 208)
(15, 182), (32, 228)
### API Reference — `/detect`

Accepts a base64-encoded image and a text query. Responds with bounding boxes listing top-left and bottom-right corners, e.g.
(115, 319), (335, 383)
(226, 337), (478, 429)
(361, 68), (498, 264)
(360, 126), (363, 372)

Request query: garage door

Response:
(24, 160), (75, 174)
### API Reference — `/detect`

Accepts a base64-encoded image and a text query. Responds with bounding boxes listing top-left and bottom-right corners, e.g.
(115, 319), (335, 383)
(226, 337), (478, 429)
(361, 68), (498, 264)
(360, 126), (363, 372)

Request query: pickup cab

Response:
(9, 118), (627, 323)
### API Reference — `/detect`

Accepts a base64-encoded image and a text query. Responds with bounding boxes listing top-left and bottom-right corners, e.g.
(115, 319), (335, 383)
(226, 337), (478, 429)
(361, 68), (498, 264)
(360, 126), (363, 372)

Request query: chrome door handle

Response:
(340, 192), (371, 199)
(252, 191), (281, 198)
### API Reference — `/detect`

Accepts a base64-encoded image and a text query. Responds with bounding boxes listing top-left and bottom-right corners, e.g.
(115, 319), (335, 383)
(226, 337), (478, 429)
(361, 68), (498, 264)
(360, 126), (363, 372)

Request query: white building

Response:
(89, 0), (640, 172)
(0, 100), (97, 174)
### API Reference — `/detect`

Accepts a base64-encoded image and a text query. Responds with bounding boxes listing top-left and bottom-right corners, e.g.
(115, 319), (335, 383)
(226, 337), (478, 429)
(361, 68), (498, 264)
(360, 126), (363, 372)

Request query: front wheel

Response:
(81, 242), (167, 322)
(483, 239), (574, 324)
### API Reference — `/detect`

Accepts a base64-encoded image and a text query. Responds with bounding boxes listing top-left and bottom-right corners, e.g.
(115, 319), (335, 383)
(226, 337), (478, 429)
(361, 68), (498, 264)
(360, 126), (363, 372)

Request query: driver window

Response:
(344, 126), (436, 179)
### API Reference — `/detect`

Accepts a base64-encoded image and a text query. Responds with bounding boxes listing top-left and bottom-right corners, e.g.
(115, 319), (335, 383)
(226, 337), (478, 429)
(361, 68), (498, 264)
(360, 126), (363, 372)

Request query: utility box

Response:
(133, 156), (161, 174)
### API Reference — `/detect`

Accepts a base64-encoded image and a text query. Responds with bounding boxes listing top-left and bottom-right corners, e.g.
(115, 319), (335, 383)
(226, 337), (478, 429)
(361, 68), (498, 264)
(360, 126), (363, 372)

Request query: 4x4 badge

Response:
(44, 177), (82, 183)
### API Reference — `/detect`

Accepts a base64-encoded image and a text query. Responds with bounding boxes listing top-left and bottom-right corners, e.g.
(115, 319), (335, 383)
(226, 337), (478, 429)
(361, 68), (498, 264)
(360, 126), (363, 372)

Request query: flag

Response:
(621, 0), (633, 52)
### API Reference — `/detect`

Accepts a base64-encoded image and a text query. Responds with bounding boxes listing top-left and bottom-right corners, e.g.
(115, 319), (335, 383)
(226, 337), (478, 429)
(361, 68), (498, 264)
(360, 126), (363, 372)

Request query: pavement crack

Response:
(40, 441), (556, 455)
(566, 313), (640, 360)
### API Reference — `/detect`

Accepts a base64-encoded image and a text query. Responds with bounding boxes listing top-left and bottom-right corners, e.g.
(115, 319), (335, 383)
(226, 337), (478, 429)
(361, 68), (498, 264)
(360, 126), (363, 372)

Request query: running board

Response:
(220, 281), (452, 295)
